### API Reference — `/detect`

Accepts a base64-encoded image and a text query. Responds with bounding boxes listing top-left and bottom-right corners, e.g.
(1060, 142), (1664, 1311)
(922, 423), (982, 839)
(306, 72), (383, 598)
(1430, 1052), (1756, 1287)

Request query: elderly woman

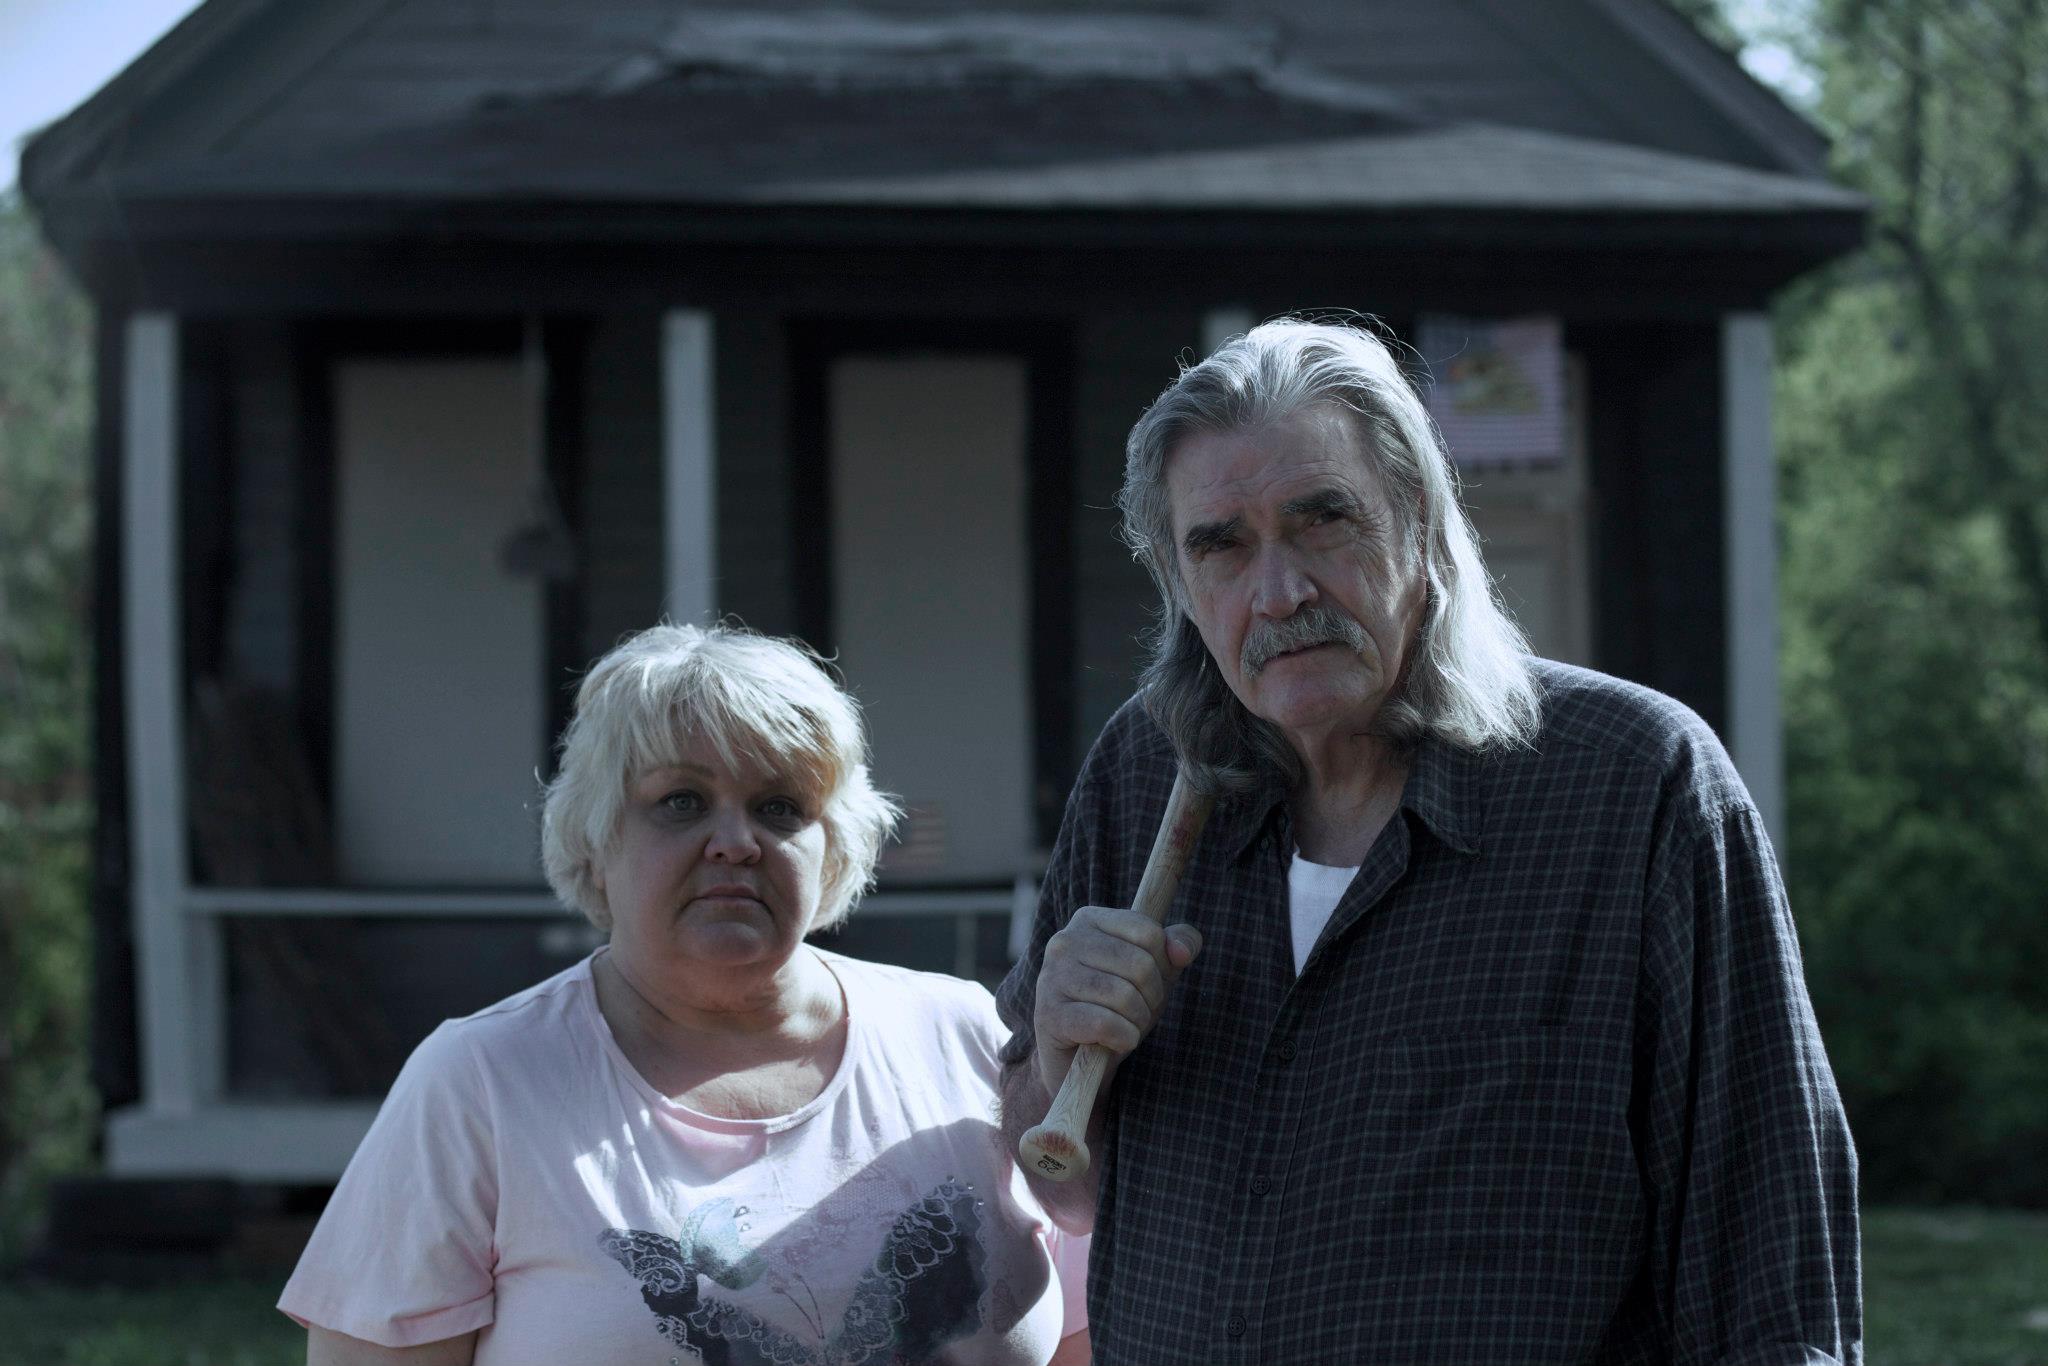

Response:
(281, 623), (1089, 1365)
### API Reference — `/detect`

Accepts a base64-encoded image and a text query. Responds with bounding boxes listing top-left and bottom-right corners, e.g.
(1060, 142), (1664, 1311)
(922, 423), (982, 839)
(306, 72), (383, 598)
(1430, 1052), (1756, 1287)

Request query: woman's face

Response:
(595, 732), (830, 984)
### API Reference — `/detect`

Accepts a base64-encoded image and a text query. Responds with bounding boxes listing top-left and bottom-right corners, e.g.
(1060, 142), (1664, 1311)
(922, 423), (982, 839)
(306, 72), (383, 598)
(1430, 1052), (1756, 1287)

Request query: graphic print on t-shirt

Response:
(602, 1180), (986, 1365)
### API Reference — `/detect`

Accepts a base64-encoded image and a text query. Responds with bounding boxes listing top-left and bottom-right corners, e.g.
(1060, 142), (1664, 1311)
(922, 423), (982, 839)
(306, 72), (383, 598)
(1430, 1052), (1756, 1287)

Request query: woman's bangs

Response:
(626, 673), (838, 811)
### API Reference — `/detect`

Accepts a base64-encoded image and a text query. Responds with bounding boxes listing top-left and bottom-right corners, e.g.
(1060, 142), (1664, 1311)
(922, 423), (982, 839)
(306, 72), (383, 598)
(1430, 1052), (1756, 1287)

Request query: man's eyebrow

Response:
(1281, 487), (1362, 520)
(1182, 516), (1243, 554)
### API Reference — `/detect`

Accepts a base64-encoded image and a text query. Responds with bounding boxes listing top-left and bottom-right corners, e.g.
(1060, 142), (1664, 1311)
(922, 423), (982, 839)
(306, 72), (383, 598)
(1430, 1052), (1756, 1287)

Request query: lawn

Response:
(0, 1276), (302, 1366)
(0, 1207), (2042, 1364)
(1864, 1208), (2048, 1365)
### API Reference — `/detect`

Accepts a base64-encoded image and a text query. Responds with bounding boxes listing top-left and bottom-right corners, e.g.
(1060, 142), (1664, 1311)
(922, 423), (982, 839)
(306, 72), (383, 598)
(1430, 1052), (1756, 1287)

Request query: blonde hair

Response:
(540, 623), (900, 931)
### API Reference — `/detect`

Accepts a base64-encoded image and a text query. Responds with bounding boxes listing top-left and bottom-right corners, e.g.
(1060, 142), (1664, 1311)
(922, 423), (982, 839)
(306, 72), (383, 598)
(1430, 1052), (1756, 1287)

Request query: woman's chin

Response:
(675, 915), (790, 968)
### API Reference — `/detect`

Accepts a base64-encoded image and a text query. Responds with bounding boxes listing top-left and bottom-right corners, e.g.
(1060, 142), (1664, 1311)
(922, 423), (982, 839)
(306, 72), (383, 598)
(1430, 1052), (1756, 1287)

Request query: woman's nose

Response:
(702, 807), (761, 863)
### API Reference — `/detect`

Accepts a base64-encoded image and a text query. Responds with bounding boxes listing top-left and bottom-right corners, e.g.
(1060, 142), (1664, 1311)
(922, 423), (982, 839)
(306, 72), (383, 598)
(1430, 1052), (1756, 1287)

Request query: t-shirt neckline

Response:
(577, 945), (867, 1135)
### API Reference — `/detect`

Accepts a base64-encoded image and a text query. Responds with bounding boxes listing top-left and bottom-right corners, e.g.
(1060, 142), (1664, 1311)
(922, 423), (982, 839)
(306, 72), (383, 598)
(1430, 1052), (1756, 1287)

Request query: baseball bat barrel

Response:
(1019, 769), (1214, 1183)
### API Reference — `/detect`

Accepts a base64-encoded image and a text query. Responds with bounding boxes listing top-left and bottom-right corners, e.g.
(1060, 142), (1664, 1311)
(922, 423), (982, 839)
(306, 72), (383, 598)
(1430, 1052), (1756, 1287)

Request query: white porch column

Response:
(1202, 307), (1255, 357)
(1722, 313), (1785, 855)
(121, 313), (222, 1119)
(662, 311), (717, 624)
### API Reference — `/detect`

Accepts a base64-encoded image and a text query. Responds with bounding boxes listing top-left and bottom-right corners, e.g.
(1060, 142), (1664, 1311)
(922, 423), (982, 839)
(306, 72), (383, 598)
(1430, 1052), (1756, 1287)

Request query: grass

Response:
(0, 1206), (2042, 1363)
(1864, 1207), (2048, 1365)
(0, 1277), (301, 1366)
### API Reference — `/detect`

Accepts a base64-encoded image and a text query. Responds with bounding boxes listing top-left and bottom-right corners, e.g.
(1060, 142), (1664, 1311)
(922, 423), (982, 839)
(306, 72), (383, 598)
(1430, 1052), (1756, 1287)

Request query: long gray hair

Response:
(1119, 318), (1541, 793)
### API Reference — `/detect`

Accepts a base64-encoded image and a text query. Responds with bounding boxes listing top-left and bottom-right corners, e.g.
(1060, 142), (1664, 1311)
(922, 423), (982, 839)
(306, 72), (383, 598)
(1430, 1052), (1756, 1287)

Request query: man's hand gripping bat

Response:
(1019, 769), (1214, 1183)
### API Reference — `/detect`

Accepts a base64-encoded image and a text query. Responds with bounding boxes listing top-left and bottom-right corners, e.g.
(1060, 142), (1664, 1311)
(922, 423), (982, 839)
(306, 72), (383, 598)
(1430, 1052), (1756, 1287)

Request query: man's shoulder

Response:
(1525, 658), (1747, 805)
(1084, 694), (1179, 781)
(1053, 695), (1184, 861)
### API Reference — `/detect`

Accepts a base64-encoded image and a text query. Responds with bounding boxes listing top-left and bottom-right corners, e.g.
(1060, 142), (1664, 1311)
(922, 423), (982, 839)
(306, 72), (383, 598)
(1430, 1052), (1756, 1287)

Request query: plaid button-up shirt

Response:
(998, 661), (1861, 1365)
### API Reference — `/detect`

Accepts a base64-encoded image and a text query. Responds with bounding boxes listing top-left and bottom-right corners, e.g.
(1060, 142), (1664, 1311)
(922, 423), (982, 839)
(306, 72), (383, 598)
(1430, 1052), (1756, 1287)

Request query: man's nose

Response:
(703, 807), (762, 863)
(1250, 543), (1317, 619)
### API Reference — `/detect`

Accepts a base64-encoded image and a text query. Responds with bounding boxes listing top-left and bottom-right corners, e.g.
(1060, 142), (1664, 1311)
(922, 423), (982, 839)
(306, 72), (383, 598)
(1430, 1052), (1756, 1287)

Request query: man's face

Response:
(1165, 403), (1426, 750)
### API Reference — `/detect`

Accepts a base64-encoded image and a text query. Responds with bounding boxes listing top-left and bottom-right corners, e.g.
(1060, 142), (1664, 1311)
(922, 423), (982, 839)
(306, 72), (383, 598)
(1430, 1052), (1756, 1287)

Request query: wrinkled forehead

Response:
(1164, 404), (1397, 534)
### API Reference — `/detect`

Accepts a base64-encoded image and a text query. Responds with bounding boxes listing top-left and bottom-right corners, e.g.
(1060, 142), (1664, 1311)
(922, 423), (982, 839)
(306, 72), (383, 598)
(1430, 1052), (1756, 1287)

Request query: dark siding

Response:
(224, 321), (300, 690)
(572, 310), (800, 662)
(90, 308), (139, 1114)
(543, 318), (591, 755)
(1028, 336), (1078, 847)
(576, 313), (663, 663)
(180, 321), (233, 691)
(1579, 321), (1727, 735)
(1069, 310), (1198, 765)
(716, 312), (800, 636)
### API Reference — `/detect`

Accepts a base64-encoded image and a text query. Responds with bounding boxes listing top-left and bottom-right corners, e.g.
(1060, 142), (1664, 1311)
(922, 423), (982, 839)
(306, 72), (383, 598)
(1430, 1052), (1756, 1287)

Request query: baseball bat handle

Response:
(1019, 770), (1214, 1183)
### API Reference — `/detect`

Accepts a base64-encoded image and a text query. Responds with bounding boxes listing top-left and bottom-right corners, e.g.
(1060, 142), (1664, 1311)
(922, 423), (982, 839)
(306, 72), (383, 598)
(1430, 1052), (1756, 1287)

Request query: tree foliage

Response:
(1768, 0), (2048, 1203)
(0, 195), (97, 1260)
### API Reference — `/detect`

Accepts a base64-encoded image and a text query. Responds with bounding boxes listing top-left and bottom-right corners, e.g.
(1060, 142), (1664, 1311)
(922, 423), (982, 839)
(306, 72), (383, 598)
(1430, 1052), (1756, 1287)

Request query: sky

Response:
(0, 0), (1820, 194)
(1725, 0), (1821, 108)
(0, 0), (202, 190)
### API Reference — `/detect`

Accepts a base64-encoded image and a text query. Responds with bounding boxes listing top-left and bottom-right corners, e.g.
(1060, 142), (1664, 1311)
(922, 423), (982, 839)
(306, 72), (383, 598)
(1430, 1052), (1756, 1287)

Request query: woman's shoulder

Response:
(402, 954), (600, 1083)
(456, 953), (595, 1023)
(819, 950), (1001, 1038)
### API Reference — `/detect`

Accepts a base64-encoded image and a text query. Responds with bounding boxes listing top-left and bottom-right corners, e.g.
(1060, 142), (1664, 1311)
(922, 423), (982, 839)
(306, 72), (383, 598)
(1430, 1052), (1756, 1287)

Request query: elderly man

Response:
(998, 319), (1860, 1364)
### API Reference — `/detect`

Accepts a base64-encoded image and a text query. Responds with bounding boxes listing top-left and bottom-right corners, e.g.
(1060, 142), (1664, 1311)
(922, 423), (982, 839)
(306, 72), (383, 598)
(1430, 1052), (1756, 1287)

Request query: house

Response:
(23, 0), (1864, 1183)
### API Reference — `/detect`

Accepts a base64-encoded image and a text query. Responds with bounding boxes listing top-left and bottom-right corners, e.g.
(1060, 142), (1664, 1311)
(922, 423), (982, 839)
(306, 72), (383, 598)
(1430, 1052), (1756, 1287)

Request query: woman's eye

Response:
(758, 797), (803, 821)
(661, 791), (705, 815)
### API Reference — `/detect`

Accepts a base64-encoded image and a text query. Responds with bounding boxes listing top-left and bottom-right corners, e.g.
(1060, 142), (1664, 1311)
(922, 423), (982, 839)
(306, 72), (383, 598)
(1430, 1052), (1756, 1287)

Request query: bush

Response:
(0, 196), (98, 1261)
(1779, 275), (2048, 1207)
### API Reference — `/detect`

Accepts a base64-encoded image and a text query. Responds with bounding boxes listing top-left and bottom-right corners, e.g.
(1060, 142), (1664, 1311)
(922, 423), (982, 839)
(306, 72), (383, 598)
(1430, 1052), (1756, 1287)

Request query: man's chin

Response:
(1249, 671), (1383, 735)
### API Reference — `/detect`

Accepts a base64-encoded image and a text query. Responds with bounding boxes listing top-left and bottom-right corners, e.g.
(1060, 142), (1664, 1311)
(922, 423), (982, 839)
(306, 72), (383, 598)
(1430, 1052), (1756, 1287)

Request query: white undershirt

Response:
(1288, 851), (1360, 975)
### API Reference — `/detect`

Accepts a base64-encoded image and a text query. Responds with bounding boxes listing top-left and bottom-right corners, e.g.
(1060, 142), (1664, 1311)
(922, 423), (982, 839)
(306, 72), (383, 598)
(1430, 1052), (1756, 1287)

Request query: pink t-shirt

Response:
(280, 949), (1087, 1364)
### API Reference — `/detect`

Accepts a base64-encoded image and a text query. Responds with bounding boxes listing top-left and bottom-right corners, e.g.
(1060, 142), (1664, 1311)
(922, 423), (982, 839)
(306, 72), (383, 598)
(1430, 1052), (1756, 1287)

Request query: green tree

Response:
(1769, 0), (2048, 1203)
(0, 194), (97, 1259)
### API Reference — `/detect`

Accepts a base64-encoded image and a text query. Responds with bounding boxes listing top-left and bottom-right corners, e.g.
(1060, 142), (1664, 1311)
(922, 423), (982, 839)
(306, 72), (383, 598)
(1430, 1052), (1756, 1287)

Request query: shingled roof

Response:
(23, 0), (1863, 263)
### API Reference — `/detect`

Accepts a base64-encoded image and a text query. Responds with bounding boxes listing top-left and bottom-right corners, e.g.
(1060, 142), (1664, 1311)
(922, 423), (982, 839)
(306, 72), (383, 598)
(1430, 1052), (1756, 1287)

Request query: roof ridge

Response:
(1572, 0), (1831, 177)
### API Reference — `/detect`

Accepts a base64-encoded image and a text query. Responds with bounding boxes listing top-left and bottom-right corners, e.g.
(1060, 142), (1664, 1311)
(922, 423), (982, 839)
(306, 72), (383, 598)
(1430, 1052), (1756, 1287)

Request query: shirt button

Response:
(1250, 1175), (1270, 1195)
(1277, 1039), (1298, 1062)
(1225, 1313), (1247, 1338)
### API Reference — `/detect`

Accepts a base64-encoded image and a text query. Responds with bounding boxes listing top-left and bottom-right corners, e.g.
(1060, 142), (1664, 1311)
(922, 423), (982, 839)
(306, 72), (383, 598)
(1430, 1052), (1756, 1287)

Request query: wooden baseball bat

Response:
(1019, 768), (1214, 1183)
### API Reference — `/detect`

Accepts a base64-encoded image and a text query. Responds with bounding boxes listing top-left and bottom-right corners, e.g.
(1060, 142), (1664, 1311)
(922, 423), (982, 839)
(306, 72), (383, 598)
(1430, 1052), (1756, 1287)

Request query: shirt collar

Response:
(1402, 735), (1483, 857)
(1215, 734), (1485, 862)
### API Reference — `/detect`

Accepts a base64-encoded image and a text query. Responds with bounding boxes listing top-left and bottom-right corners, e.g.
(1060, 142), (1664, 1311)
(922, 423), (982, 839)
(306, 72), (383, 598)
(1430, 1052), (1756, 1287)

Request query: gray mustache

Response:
(1241, 605), (1370, 676)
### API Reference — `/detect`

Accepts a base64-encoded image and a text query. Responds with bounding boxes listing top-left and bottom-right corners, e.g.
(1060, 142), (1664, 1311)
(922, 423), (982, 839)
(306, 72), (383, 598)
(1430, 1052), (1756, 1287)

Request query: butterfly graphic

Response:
(601, 1181), (985, 1366)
